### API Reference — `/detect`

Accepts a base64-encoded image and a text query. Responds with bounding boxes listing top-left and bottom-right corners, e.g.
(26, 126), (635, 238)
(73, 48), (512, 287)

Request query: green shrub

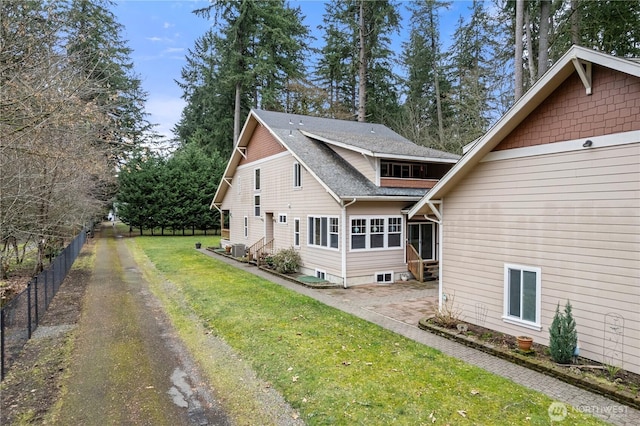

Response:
(270, 247), (301, 274)
(549, 300), (578, 364)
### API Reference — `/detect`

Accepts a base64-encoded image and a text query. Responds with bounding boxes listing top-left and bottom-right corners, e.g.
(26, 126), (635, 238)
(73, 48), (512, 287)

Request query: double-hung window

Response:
(350, 216), (403, 250)
(254, 168), (261, 217)
(293, 218), (300, 247)
(293, 162), (302, 188)
(503, 264), (541, 330)
(308, 216), (339, 249)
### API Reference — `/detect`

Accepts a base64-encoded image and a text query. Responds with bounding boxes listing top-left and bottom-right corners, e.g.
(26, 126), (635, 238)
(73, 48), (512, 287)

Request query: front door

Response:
(408, 223), (434, 260)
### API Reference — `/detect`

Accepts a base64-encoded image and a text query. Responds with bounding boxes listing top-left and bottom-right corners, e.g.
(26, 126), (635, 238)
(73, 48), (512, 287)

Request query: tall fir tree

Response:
(175, 0), (310, 157)
(400, 0), (454, 151)
(316, 0), (401, 125)
(64, 0), (155, 164)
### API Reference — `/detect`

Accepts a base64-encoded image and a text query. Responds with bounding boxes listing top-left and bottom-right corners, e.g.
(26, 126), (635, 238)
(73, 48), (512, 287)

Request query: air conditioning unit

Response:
(231, 244), (246, 258)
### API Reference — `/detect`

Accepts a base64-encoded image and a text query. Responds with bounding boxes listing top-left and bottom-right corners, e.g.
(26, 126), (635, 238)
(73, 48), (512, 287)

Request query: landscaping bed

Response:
(418, 317), (640, 410)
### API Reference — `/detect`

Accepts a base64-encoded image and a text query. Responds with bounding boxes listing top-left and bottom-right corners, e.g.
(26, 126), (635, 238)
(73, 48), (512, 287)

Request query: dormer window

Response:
(380, 161), (451, 180)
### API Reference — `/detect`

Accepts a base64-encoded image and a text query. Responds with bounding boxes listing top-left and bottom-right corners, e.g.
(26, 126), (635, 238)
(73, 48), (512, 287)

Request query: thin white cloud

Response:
(163, 22), (174, 29)
(146, 96), (185, 142)
(163, 47), (184, 54)
(146, 36), (164, 42)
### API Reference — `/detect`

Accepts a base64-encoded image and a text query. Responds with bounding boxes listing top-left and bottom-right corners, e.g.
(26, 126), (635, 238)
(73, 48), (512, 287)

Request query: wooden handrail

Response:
(406, 243), (424, 282)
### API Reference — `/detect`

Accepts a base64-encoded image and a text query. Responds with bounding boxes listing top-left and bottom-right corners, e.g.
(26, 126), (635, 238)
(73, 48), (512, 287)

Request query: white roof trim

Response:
(408, 46), (640, 219)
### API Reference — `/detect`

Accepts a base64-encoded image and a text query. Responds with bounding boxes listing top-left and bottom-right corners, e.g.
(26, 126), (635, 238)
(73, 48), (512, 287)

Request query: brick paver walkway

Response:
(202, 250), (640, 426)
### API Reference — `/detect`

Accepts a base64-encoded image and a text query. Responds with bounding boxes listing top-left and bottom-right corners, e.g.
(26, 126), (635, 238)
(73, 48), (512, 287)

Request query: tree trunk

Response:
(514, 0), (524, 101)
(430, 9), (444, 146)
(570, 0), (580, 45)
(538, 0), (550, 78)
(357, 0), (367, 122)
(233, 82), (241, 145)
(525, 10), (536, 84)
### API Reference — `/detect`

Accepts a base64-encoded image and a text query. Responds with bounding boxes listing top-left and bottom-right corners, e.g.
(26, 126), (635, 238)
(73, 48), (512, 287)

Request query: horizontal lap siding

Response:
(442, 143), (640, 374)
(329, 146), (377, 183)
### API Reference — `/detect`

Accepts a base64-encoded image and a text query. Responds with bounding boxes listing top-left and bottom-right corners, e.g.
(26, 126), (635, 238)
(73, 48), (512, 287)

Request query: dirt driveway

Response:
(53, 224), (229, 425)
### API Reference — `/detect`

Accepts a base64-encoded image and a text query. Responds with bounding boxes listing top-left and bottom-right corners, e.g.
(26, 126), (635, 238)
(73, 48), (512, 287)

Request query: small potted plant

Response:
(225, 245), (232, 254)
(195, 242), (202, 249)
(516, 335), (534, 351)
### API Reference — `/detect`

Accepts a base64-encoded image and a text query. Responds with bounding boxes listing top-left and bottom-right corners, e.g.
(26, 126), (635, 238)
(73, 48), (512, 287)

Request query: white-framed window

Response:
(351, 218), (366, 249)
(308, 215), (339, 249)
(375, 271), (393, 283)
(254, 168), (261, 191)
(278, 213), (287, 224)
(388, 217), (402, 247)
(503, 264), (542, 330)
(350, 216), (403, 250)
(293, 218), (300, 247)
(254, 195), (261, 217)
(315, 269), (326, 280)
(293, 162), (302, 188)
(243, 216), (248, 238)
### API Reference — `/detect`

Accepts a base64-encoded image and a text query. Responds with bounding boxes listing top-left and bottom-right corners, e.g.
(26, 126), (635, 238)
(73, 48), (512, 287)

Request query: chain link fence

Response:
(1, 224), (93, 380)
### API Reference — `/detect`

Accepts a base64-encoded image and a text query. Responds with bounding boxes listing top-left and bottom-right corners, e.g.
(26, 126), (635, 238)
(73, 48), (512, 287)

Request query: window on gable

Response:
(254, 168), (261, 191)
(308, 216), (338, 249)
(503, 264), (541, 329)
(278, 213), (287, 224)
(254, 195), (261, 217)
(294, 218), (300, 247)
(293, 162), (302, 188)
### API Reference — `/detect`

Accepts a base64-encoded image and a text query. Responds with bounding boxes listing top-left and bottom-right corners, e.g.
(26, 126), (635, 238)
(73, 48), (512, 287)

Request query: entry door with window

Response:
(408, 223), (434, 260)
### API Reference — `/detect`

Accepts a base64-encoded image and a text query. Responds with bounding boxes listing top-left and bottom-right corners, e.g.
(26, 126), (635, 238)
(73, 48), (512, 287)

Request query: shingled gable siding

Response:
(494, 65), (640, 151)
(238, 123), (287, 165)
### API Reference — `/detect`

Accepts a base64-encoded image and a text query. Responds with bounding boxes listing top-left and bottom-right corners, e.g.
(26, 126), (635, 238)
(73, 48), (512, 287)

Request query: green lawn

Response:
(130, 236), (605, 425)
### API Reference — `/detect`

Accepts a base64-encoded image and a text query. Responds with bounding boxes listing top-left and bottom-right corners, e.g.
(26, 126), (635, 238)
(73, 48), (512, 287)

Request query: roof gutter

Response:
(341, 198), (357, 288)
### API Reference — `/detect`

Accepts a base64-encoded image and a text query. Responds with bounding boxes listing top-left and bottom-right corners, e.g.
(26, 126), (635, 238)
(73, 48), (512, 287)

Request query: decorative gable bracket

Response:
(572, 58), (592, 95)
(236, 146), (247, 159)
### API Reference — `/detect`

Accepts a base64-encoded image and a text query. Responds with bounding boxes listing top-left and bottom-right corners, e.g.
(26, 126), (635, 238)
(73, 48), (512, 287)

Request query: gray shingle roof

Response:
(252, 109), (459, 200)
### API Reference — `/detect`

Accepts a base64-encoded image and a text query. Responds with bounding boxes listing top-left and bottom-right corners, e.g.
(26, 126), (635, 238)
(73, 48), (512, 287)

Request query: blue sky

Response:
(110, 0), (473, 142)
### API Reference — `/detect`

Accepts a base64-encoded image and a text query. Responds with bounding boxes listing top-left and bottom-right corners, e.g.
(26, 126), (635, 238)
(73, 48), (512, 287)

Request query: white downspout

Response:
(425, 200), (444, 311)
(341, 198), (357, 288)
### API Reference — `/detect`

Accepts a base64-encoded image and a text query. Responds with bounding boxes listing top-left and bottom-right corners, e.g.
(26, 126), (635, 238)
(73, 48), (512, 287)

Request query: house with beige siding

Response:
(211, 109), (459, 287)
(409, 46), (640, 374)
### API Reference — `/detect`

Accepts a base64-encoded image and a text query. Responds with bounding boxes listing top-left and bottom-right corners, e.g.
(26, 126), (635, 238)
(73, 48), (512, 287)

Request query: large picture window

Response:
(308, 216), (339, 249)
(503, 264), (541, 329)
(350, 216), (403, 250)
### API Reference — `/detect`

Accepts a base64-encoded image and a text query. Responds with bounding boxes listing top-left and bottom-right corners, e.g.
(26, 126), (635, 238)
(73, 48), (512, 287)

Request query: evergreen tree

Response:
(316, 0), (401, 125)
(176, 0), (310, 157)
(549, 301), (578, 364)
(64, 0), (156, 165)
(401, 0), (453, 150)
(552, 0), (640, 60)
(116, 150), (166, 235)
(446, 0), (498, 150)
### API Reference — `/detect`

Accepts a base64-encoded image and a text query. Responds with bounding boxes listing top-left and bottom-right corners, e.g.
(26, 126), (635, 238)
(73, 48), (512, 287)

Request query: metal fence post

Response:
(34, 276), (39, 328)
(1, 309), (5, 381)
(27, 282), (32, 339)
